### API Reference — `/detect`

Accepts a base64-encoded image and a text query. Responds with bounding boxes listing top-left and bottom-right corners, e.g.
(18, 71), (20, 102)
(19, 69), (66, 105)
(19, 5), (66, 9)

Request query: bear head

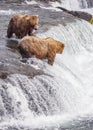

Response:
(56, 41), (65, 54)
(27, 15), (39, 31)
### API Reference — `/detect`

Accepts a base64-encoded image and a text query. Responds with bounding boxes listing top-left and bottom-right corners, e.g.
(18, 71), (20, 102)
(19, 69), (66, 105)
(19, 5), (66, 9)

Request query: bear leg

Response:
(48, 57), (55, 65)
(16, 30), (27, 38)
(7, 25), (13, 38)
(47, 52), (56, 65)
(18, 46), (30, 58)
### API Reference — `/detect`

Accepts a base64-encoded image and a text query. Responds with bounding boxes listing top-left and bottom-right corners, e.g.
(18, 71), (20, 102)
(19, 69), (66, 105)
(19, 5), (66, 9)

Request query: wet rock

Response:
(0, 72), (9, 79)
(0, 61), (44, 79)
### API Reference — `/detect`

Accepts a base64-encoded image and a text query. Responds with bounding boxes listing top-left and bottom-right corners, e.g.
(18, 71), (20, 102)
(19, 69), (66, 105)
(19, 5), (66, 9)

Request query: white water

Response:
(0, 9), (28, 15)
(50, 0), (92, 10)
(50, 0), (80, 10)
(1, 19), (93, 129)
(1, 0), (93, 129)
(37, 20), (93, 114)
(25, 0), (88, 10)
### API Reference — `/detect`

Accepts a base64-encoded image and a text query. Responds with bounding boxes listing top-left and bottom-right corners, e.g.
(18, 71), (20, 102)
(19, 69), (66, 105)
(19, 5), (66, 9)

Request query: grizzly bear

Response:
(7, 14), (39, 38)
(17, 36), (65, 65)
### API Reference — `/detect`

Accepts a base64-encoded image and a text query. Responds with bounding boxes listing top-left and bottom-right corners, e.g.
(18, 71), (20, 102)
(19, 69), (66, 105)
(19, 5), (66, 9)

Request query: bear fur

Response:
(17, 36), (65, 65)
(7, 14), (39, 38)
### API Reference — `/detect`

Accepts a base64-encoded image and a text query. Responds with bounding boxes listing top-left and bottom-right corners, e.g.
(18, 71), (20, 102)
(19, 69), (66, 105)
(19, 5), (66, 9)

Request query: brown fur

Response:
(17, 36), (65, 65)
(7, 14), (39, 38)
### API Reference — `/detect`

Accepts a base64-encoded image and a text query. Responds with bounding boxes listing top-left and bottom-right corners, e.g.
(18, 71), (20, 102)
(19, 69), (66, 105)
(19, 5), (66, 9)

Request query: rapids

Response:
(0, 0), (93, 129)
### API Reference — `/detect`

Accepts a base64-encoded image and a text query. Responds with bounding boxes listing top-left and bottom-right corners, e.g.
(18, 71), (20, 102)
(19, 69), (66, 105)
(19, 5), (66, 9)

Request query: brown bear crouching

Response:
(17, 36), (65, 65)
(7, 14), (39, 38)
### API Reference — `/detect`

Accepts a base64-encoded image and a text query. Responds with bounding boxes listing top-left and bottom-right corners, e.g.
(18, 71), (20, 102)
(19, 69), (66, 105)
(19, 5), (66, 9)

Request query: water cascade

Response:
(49, 0), (93, 10)
(1, 18), (93, 129)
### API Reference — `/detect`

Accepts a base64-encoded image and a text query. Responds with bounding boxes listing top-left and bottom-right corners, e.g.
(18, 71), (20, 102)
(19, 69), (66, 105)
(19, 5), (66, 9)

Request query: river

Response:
(0, 0), (93, 130)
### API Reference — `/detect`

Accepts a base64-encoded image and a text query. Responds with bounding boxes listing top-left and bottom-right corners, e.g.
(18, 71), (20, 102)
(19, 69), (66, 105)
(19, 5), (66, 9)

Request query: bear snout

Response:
(34, 25), (38, 30)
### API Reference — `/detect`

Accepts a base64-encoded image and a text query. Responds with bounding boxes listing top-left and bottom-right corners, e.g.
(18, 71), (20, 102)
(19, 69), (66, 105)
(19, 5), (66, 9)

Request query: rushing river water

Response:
(0, 0), (93, 130)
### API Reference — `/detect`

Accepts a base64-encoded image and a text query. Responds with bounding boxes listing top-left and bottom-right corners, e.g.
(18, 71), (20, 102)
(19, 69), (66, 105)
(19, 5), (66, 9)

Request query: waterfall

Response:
(1, 0), (93, 128)
(50, 0), (93, 10)
(24, 0), (93, 12)
(1, 18), (93, 129)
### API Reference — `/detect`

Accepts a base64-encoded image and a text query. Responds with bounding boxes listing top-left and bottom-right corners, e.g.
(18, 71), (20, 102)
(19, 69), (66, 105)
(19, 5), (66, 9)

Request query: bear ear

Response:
(32, 15), (39, 19)
(35, 15), (38, 17)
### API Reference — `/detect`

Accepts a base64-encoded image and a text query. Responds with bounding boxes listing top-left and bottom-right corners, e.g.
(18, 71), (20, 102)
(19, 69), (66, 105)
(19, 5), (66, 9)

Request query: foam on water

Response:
(50, 0), (93, 11)
(39, 6), (61, 11)
(25, 0), (37, 5)
(25, 0), (93, 12)
(1, 0), (93, 128)
(0, 9), (28, 15)
(80, 7), (93, 15)
(1, 19), (93, 129)
(50, 0), (80, 10)
(31, 20), (93, 120)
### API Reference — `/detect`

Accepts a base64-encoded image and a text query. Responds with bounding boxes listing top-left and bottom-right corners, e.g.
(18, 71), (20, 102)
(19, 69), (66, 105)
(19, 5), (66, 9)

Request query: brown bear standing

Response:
(7, 14), (39, 38)
(17, 36), (65, 65)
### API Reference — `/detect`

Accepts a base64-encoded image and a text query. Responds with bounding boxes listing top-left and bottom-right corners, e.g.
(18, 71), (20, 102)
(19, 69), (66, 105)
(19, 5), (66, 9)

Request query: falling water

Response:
(49, 0), (93, 10)
(1, 18), (93, 129)
(1, 0), (93, 129)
